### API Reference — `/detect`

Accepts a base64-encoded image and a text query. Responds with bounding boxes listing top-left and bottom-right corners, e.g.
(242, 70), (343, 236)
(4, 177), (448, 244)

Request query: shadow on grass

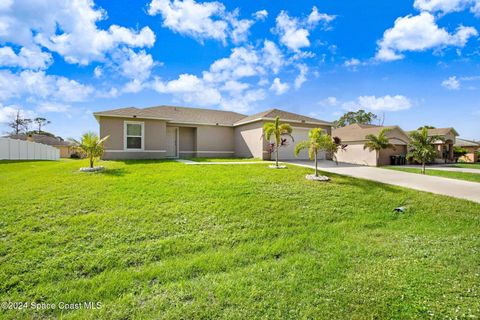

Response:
(116, 159), (177, 165)
(330, 172), (401, 194)
(98, 168), (129, 176)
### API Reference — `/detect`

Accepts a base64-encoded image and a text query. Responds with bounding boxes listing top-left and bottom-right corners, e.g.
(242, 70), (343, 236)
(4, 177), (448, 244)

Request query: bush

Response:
(70, 153), (81, 159)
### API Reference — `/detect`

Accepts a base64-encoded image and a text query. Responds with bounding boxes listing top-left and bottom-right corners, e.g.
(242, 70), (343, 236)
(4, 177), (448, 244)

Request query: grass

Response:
(385, 166), (480, 183)
(0, 159), (479, 319)
(448, 162), (480, 170)
(186, 157), (264, 162)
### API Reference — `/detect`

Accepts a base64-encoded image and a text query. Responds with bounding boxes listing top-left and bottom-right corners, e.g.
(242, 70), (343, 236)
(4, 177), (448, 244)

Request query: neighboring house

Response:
(455, 138), (480, 162)
(7, 134), (74, 158)
(411, 128), (458, 163)
(94, 106), (332, 160)
(332, 124), (410, 166)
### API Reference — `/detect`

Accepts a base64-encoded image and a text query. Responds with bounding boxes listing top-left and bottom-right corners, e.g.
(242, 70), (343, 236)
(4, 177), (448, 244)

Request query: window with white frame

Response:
(125, 122), (143, 150)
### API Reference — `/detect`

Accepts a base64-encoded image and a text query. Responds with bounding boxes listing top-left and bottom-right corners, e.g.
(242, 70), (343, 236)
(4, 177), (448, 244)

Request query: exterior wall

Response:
(195, 125), (235, 158)
(459, 146), (479, 163)
(335, 143), (377, 166)
(57, 146), (73, 158)
(234, 122), (265, 159)
(99, 116), (168, 159)
(178, 126), (196, 158)
(378, 145), (407, 166)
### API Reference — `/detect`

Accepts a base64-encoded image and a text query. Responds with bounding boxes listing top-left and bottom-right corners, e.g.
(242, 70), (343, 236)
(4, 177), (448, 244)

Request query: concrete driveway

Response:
(286, 160), (480, 203)
(391, 164), (480, 174)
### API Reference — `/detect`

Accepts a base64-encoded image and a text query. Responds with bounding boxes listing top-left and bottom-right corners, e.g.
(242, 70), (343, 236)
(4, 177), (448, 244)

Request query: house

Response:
(94, 106), (332, 160)
(455, 138), (480, 162)
(419, 128), (458, 163)
(332, 124), (410, 166)
(7, 134), (74, 158)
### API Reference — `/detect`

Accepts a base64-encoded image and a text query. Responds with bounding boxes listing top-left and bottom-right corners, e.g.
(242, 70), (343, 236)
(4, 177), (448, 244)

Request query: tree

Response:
(263, 117), (293, 168)
(69, 132), (110, 168)
(453, 146), (468, 162)
(363, 128), (395, 166)
(417, 125), (436, 130)
(334, 110), (378, 128)
(8, 110), (32, 134)
(408, 127), (443, 174)
(34, 117), (51, 133)
(294, 128), (338, 177)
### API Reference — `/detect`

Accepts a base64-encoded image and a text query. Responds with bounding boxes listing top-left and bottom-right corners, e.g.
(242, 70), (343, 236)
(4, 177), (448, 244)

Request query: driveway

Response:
(287, 160), (480, 203)
(391, 164), (480, 174)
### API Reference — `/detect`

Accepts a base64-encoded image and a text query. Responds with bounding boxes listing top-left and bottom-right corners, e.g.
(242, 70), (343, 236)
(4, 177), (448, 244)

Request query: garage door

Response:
(278, 128), (326, 160)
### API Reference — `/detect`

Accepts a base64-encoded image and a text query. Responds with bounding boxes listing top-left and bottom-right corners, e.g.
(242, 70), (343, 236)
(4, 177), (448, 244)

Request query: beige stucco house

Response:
(94, 106), (332, 160)
(416, 128), (458, 163)
(455, 138), (480, 162)
(333, 124), (410, 166)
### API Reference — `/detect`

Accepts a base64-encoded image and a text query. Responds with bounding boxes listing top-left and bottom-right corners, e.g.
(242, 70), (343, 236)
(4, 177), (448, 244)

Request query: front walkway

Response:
(287, 160), (480, 203)
(392, 164), (480, 174)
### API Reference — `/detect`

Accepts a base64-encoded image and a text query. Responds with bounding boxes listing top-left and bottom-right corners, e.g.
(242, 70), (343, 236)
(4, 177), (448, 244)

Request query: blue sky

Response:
(0, 0), (479, 139)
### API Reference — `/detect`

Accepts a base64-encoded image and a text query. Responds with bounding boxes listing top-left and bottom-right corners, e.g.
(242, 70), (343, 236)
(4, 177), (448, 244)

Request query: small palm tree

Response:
(363, 128), (395, 166)
(70, 132), (109, 168)
(408, 127), (442, 174)
(263, 117), (293, 168)
(294, 128), (333, 177)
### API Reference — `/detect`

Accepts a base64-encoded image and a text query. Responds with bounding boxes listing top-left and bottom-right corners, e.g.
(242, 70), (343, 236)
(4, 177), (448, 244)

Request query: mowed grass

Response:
(187, 157), (264, 162)
(449, 163), (480, 170)
(385, 166), (480, 183)
(0, 159), (479, 319)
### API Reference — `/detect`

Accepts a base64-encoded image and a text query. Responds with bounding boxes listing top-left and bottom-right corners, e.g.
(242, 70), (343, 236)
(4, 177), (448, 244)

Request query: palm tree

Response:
(363, 128), (395, 166)
(70, 132), (110, 168)
(408, 127), (442, 174)
(263, 117), (293, 168)
(294, 128), (334, 177)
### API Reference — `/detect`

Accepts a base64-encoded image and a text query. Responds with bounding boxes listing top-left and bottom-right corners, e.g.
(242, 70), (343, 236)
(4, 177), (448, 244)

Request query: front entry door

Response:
(166, 127), (178, 158)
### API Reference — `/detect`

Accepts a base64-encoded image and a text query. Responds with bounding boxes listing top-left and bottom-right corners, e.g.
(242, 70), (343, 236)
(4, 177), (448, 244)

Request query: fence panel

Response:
(0, 138), (60, 160)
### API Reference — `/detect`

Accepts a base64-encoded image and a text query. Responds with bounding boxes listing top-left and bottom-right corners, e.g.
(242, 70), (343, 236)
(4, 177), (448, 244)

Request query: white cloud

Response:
(318, 96), (338, 106)
(343, 95), (412, 111)
(262, 40), (284, 74)
(0, 70), (93, 102)
(253, 10), (268, 21)
(0, 0), (155, 66)
(0, 46), (52, 69)
(442, 76), (461, 89)
(270, 77), (289, 95)
(274, 7), (335, 52)
(116, 49), (155, 81)
(94, 66), (103, 78)
(148, 0), (253, 44)
(294, 63), (308, 89)
(414, 0), (480, 16)
(375, 12), (477, 61)
(307, 6), (336, 27)
(0, 104), (35, 123)
(344, 58), (362, 71)
(37, 102), (71, 113)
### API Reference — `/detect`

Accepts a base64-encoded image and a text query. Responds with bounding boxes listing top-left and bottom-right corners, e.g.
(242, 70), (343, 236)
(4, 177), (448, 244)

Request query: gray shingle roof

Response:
(94, 106), (332, 127)
(455, 138), (480, 147)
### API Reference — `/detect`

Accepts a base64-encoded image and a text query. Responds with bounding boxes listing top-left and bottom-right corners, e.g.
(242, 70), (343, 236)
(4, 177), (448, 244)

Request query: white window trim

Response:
(124, 121), (145, 151)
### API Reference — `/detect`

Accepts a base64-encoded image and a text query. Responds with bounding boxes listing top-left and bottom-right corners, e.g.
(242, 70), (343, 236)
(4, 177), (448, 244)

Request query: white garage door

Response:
(278, 128), (326, 160)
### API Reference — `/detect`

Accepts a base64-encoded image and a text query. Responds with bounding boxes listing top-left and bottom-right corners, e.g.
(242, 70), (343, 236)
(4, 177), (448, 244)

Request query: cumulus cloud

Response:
(318, 96), (339, 106)
(442, 76), (461, 89)
(0, 0), (155, 65)
(414, 0), (480, 16)
(375, 12), (477, 61)
(262, 40), (284, 74)
(270, 77), (289, 95)
(343, 95), (412, 111)
(0, 46), (52, 70)
(0, 104), (35, 123)
(148, 0), (253, 44)
(0, 70), (93, 102)
(37, 102), (71, 113)
(294, 64), (308, 89)
(274, 7), (335, 52)
(253, 10), (268, 21)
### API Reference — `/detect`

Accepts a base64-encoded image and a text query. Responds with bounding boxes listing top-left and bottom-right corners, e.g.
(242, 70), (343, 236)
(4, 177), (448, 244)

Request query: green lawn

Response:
(186, 157), (264, 162)
(1, 159), (479, 319)
(448, 163), (480, 170)
(385, 166), (480, 183)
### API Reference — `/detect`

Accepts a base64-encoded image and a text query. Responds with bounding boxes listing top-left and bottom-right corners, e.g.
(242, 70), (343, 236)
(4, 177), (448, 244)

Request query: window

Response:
(125, 122), (143, 150)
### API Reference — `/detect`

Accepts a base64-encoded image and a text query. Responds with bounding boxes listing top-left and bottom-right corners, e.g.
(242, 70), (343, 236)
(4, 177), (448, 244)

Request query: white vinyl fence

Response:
(0, 138), (60, 160)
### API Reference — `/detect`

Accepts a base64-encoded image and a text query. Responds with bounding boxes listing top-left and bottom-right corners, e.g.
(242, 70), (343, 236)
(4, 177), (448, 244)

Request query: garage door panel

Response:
(277, 128), (326, 160)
